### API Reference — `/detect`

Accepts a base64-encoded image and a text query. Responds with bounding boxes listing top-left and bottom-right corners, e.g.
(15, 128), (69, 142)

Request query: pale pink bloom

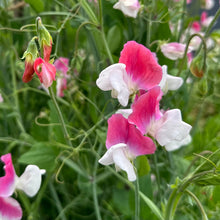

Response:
(96, 41), (162, 106)
(159, 65), (183, 94)
(0, 153), (45, 220)
(201, 12), (214, 27)
(54, 57), (69, 97)
(34, 58), (56, 88)
(160, 42), (192, 60)
(201, 0), (215, 10)
(128, 87), (192, 151)
(0, 93), (3, 103)
(187, 52), (193, 67)
(99, 114), (156, 181)
(113, 0), (140, 18)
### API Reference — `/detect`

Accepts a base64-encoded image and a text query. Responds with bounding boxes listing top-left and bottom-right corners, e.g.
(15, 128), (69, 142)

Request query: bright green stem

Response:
(185, 190), (208, 220)
(135, 178), (140, 220)
(153, 152), (162, 201)
(48, 87), (73, 147)
(178, 33), (207, 76)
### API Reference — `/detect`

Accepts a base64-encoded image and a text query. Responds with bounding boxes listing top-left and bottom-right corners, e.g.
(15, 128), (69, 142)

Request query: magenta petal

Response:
(0, 197), (22, 220)
(127, 124), (156, 156)
(106, 114), (128, 149)
(128, 86), (163, 135)
(54, 57), (69, 75)
(0, 154), (16, 197)
(119, 41), (162, 90)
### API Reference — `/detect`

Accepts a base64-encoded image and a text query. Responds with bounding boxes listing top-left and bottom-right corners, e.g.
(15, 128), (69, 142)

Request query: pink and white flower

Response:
(160, 42), (193, 60)
(201, 0), (215, 10)
(113, 0), (140, 18)
(99, 114), (156, 181)
(0, 153), (45, 220)
(0, 93), (3, 103)
(128, 87), (192, 151)
(34, 57), (56, 88)
(159, 65), (183, 94)
(201, 12), (214, 27)
(54, 57), (69, 97)
(96, 41), (162, 106)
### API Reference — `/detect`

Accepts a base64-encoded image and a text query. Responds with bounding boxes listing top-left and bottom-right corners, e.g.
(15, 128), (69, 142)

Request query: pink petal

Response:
(0, 154), (16, 197)
(0, 197), (22, 220)
(127, 123), (156, 155)
(54, 57), (69, 75)
(128, 86), (163, 135)
(106, 114), (129, 149)
(119, 41), (162, 90)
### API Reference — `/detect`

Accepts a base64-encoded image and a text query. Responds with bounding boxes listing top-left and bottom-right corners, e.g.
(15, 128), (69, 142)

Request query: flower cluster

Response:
(22, 17), (56, 88)
(0, 153), (45, 220)
(96, 41), (191, 181)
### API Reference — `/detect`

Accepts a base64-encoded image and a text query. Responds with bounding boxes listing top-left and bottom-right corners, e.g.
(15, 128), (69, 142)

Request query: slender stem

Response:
(146, 16), (151, 47)
(153, 153), (162, 201)
(185, 190), (208, 220)
(135, 177), (140, 220)
(204, 8), (220, 38)
(177, 0), (187, 42)
(10, 54), (25, 133)
(48, 87), (73, 147)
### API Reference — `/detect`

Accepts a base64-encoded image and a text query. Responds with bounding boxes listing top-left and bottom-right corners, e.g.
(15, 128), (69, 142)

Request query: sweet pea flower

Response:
(0, 93), (3, 103)
(0, 153), (45, 220)
(201, 12), (214, 27)
(201, 0), (214, 10)
(113, 0), (140, 18)
(99, 114), (156, 181)
(34, 58), (56, 88)
(54, 57), (69, 97)
(96, 41), (162, 106)
(128, 86), (192, 151)
(160, 42), (193, 60)
(159, 65), (183, 94)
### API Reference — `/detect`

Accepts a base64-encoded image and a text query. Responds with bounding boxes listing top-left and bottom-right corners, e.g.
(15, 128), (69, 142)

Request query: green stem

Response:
(177, 33), (207, 76)
(49, 182), (67, 220)
(10, 54), (26, 133)
(204, 8), (220, 38)
(48, 87), (73, 147)
(135, 177), (140, 220)
(185, 190), (208, 220)
(177, 0), (187, 42)
(146, 16), (151, 47)
(153, 152), (162, 201)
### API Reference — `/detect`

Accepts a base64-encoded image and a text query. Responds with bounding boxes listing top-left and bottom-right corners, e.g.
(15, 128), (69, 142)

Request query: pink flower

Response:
(191, 21), (201, 32)
(99, 114), (156, 181)
(0, 93), (3, 103)
(0, 153), (45, 220)
(54, 57), (69, 97)
(201, 12), (214, 27)
(34, 57), (56, 88)
(160, 42), (193, 60)
(96, 41), (162, 106)
(113, 0), (140, 18)
(128, 87), (192, 151)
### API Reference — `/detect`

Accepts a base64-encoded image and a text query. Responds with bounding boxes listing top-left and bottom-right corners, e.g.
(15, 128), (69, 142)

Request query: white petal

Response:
(96, 63), (130, 106)
(166, 75), (183, 91)
(165, 135), (192, 151)
(155, 109), (192, 147)
(116, 109), (133, 118)
(112, 148), (136, 181)
(159, 65), (168, 91)
(99, 143), (136, 181)
(16, 165), (45, 197)
(99, 143), (127, 165)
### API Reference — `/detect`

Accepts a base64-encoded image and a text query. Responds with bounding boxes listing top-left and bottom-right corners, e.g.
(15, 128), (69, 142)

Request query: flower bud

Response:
(190, 53), (206, 78)
(22, 37), (38, 83)
(36, 17), (52, 62)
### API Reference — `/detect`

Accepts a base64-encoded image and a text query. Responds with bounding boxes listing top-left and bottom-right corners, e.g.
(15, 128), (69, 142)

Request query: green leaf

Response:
(213, 186), (220, 203)
(18, 142), (59, 171)
(107, 25), (122, 54)
(136, 156), (150, 177)
(24, 0), (44, 13)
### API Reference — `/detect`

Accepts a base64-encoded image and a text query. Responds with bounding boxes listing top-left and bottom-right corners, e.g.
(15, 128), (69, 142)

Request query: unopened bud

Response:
(22, 37), (38, 83)
(190, 53), (206, 78)
(36, 17), (52, 62)
(197, 78), (208, 97)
